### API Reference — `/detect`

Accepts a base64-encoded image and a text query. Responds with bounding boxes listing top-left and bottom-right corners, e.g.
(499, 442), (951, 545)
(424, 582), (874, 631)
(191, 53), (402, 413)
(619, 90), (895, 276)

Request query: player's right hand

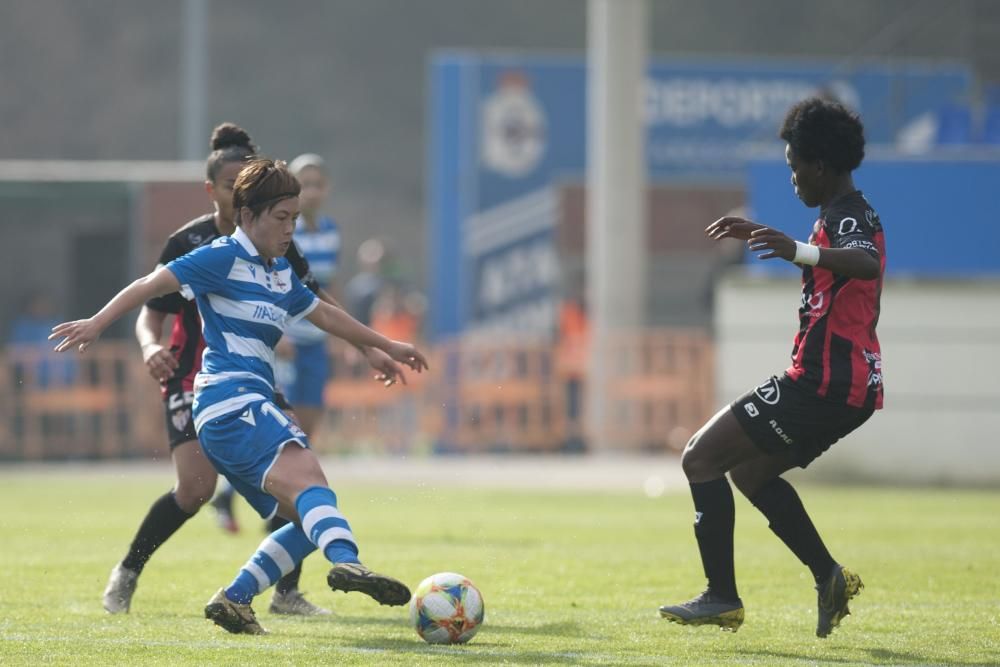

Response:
(364, 347), (408, 387)
(384, 340), (429, 373)
(49, 318), (102, 354)
(141, 343), (179, 382)
(706, 216), (767, 241)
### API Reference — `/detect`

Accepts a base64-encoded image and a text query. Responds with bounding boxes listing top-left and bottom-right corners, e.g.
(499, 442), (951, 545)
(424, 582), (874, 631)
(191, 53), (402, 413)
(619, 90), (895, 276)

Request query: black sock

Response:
(121, 491), (194, 574)
(689, 478), (739, 601)
(268, 515), (303, 594)
(749, 477), (836, 583)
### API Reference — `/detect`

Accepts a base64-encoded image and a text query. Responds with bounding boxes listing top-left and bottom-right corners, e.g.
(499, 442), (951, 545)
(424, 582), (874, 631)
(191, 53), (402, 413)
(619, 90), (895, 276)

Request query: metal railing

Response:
(0, 330), (714, 460)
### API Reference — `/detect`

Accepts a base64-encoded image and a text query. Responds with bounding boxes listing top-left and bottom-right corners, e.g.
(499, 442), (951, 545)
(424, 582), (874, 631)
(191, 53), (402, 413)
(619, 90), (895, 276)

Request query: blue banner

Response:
(748, 156), (1000, 277)
(428, 52), (973, 338)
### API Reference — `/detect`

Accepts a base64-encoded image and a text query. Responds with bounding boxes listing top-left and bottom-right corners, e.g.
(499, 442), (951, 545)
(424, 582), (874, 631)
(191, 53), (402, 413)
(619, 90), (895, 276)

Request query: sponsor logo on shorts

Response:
(744, 402), (760, 418)
(238, 408), (256, 426)
(171, 408), (191, 432)
(693, 511), (703, 526)
(864, 349), (883, 387)
(167, 391), (194, 410)
(768, 418), (793, 445)
(754, 377), (781, 405)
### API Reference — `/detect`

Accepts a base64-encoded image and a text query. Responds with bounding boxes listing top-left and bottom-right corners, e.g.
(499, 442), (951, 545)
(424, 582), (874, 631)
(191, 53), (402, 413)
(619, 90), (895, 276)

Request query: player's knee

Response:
(680, 441), (705, 480)
(174, 476), (217, 513)
(682, 430), (728, 481)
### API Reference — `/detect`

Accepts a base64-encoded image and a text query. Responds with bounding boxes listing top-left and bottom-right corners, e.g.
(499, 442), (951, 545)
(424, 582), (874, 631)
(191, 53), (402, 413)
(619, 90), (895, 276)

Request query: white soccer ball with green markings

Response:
(409, 572), (485, 644)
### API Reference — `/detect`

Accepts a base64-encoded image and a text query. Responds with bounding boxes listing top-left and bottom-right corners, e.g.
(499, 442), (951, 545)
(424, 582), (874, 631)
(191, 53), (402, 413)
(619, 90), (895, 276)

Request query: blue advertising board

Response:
(429, 52), (972, 339)
(747, 156), (1000, 277)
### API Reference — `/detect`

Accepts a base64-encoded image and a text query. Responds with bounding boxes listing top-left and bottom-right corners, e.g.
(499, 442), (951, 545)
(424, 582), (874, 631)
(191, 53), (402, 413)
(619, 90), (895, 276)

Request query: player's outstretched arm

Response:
(305, 300), (429, 374)
(747, 227), (880, 280)
(705, 216), (767, 241)
(50, 267), (182, 353)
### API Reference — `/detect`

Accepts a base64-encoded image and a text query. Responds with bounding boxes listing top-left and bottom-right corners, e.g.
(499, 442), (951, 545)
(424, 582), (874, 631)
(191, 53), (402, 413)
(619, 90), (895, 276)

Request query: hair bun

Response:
(210, 123), (254, 151)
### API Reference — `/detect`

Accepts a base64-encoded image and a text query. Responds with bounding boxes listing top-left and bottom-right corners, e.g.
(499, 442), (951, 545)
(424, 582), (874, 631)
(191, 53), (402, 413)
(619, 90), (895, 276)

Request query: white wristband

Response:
(793, 241), (820, 266)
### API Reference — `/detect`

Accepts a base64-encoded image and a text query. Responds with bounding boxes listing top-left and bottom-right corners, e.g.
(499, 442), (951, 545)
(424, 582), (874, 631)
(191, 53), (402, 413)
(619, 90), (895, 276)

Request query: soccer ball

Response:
(409, 572), (485, 644)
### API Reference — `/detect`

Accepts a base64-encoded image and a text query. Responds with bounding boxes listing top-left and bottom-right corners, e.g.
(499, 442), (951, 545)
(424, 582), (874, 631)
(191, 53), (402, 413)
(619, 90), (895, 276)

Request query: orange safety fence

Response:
(0, 343), (161, 460)
(0, 329), (714, 460)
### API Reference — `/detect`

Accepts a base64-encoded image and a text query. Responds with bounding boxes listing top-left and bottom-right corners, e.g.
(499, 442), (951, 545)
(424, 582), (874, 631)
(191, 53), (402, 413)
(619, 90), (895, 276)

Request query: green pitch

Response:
(0, 468), (997, 666)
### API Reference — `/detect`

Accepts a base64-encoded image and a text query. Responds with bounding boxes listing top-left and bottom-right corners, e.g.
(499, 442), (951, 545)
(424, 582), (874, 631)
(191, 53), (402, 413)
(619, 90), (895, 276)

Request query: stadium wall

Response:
(714, 273), (1000, 485)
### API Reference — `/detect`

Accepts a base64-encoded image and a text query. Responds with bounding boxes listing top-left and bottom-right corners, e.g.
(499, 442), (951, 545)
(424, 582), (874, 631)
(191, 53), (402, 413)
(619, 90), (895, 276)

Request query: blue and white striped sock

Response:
(296, 485), (360, 565)
(224, 522), (316, 604)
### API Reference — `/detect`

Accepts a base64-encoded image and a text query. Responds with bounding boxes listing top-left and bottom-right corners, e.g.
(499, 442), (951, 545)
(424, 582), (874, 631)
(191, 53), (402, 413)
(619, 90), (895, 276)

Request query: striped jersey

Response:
(165, 226), (319, 430)
(286, 214), (340, 343)
(293, 215), (339, 286)
(785, 190), (885, 410)
(145, 214), (321, 396)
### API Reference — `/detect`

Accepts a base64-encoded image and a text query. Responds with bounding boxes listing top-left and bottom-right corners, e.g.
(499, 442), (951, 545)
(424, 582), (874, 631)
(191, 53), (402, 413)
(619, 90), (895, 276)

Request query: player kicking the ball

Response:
(659, 97), (884, 637)
(53, 158), (426, 635)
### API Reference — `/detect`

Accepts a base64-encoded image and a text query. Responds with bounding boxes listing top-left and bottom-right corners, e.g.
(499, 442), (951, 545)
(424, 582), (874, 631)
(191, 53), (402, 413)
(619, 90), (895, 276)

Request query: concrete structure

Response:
(586, 0), (647, 449)
(715, 272), (1000, 485)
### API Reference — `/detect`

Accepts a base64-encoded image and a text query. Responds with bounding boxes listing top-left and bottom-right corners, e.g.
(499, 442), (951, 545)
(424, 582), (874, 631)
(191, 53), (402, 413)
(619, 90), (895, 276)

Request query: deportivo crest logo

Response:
(171, 408), (191, 432)
(753, 378), (781, 405)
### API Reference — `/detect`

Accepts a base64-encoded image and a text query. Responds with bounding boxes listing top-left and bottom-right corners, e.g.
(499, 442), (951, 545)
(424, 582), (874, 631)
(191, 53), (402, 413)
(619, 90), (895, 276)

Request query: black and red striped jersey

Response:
(785, 190), (885, 410)
(145, 213), (320, 397)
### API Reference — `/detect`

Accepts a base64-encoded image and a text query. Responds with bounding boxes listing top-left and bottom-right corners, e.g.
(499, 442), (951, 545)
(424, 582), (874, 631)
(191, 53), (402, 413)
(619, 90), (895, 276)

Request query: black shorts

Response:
(730, 374), (874, 469)
(164, 386), (293, 450)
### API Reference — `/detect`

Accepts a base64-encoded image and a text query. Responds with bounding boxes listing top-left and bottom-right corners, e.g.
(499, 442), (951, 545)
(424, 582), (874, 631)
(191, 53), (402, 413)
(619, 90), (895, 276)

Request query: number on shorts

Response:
(261, 401), (290, 427)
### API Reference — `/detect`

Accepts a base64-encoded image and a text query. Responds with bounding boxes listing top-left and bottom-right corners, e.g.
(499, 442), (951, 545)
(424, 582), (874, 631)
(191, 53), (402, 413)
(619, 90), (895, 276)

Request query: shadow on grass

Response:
(332, 615), (585, 637)
(341, 637), (590, 665)
(864, 647), (991, 666)
(734, 646), (987, 666)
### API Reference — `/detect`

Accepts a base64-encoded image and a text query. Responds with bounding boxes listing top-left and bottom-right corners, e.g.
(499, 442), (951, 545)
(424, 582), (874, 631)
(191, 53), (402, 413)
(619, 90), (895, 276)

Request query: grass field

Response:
(0, 465), (998, 666)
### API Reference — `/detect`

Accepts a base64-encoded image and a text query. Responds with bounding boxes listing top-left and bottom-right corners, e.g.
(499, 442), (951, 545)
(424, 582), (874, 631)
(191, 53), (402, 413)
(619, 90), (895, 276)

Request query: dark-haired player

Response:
(659, 97), (884, 638)
(102, 124), (398, 617)
(53, 158), (425, 635)
(208, 153), (341, 548)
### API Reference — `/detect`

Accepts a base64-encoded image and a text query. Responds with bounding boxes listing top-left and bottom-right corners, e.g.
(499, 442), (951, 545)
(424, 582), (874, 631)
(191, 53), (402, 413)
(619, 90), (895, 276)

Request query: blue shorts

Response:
(197, 398), (310, 519)
(280, 340), (330, 407)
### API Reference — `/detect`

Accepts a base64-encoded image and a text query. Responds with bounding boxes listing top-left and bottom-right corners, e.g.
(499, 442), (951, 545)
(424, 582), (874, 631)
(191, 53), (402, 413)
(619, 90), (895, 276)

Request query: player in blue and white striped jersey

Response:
(52, 159), (427, 635)
(278, 153), (341, 439)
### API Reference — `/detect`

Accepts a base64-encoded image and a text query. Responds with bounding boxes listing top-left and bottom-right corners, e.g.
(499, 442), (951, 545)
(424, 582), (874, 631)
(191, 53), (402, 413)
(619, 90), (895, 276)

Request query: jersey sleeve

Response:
(825, 211), (880, 260)
(284, 271), (321, 326)
(145, 235), (188, 313)
(164, 239), (233, 300)
(285, 239), (321, 294)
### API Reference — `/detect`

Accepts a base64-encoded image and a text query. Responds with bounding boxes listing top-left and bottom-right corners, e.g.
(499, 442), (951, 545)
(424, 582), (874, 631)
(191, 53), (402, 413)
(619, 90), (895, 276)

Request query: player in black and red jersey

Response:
(659, 97), (884, 637)
(103, 123), (405, 616)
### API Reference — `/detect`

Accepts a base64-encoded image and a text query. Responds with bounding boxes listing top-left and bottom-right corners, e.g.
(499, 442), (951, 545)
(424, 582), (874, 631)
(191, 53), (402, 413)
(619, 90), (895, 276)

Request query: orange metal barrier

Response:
(0, 343), (162, 460)
(0, 329), (714, 460)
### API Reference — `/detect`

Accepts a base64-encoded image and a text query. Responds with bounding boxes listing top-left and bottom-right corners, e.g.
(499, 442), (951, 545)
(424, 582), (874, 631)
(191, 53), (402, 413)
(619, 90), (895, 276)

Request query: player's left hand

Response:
(384, 340), (429, 373)
(364, 346), (409, 387)
(49, 318), (102, 353)
(748, 227), (796, 261)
